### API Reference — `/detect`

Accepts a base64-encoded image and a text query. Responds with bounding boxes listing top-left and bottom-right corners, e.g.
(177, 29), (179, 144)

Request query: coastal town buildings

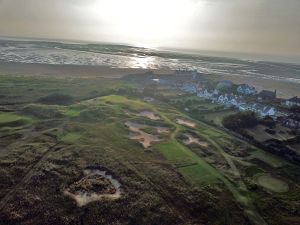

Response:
(237, 84), (256, 95)
(216, 80), (233, 90)
(258, 90), (276, 100)
(159, 70), (296, 122)
(282, 96), (300, 107)
(282, 114), (300, 129)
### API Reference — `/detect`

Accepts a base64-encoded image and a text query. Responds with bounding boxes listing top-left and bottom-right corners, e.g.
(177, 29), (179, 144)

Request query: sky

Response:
(0, 0), (300, 61)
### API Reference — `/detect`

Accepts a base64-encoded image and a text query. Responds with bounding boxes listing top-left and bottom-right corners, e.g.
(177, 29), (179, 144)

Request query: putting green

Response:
(255, 174), (289, 193)
(0, 112), (32, 127)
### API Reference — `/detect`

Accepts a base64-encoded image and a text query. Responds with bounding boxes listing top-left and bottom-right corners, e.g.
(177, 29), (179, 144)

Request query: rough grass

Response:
(22, 104), (65, 119)
(61, 132), (82, 143)
(203, 110), (237, 126)
(64, 109), (81, 117)
(99, 95), (148, 110)
(250, 150), (288, 168)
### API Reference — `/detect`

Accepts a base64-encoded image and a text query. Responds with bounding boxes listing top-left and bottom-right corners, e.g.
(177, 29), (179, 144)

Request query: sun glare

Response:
(89, 0), (200, 45)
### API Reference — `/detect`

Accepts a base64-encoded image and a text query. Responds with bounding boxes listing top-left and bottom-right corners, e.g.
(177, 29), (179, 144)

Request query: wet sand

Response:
(0, 62), (172, 78)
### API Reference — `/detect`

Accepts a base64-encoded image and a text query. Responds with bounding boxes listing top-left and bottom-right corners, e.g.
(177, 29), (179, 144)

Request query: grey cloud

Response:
(0, 0), (299, 59)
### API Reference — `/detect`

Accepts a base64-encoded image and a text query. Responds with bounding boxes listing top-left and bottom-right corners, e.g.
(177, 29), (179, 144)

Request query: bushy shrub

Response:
(222, 111), (258, 131)
(22, 104), (64, 119)
(38, 93), (73, 105)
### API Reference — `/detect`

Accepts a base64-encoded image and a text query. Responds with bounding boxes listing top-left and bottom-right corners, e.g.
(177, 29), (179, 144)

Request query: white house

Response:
(181, 83), (197, 94)
(237, 84), (256, 95)
(197, 89), (213, 99)
(249, 104), (277, 117)
(283, 96), (300, 107)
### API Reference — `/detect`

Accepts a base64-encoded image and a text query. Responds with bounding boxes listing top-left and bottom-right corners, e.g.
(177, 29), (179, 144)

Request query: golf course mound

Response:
(254, 174), (289, 193)
(64, 169), (121, 207)
(0, 112), (32, 127)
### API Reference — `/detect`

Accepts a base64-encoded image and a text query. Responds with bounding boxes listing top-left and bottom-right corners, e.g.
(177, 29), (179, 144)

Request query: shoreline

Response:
(0, 62), (298, 98)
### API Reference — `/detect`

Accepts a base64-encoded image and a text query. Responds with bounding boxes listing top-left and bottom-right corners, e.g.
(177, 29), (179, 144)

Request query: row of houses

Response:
(282, 96), (300, 107)
(195, 87), (278, 117)
(172, 77), (277, 117)
(239, 103), (277, 117)
(282, 117), (300, 129)
(156, 70), (298, 129)
(237, 84), (257, 95)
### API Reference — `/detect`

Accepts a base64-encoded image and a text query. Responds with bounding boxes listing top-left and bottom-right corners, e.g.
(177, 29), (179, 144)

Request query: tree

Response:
(222, 111), (258, 131)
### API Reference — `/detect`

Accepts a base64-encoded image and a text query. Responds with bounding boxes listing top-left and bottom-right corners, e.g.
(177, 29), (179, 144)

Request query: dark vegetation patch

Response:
(222, 111), (258, 131)
(245, 166), (264, 177)
(22, 104), (64, 119)
(38, 93), (74, 105)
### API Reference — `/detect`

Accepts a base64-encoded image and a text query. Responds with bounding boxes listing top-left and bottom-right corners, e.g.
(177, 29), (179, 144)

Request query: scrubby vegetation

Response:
(38, 93), (74, 105)
(222, 111), (258, 131)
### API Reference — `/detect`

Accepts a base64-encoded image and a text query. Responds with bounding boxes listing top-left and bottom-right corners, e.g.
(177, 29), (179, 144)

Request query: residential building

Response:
(216, 80), (233, 90)
(237, 84), (256, 95)
(282, 96), (300, 107)
(258, 90), (276, 100)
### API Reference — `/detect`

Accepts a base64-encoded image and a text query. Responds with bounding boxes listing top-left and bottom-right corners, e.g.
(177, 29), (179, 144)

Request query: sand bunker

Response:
(125, 121), (160, 148)
(183, 134), (208, 147)
(156, 127), (170, 134)
(137, 111), (160, 121)
(176, 119), (196, 128)
(64, 169), (121, 207)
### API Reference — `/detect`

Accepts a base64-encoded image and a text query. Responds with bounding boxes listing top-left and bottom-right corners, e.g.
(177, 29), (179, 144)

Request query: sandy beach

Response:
(0, 62), (298, 98)
(221, 74), (300, 99)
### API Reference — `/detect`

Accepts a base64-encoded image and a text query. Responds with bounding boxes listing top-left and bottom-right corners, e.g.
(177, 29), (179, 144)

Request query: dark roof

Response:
(219, 80), (233, 84)
(288, 96), (300, 103)
(259, 90), (276, 98)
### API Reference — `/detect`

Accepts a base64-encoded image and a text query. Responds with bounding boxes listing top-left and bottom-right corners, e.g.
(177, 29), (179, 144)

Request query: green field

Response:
(203, 110), (237, 126)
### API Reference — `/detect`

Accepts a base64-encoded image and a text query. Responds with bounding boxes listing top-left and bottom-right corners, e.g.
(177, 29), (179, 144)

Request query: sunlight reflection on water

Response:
(129, 56), (157, 69)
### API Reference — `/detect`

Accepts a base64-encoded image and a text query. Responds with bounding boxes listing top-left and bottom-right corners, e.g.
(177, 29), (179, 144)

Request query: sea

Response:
(0, 39), (300, 85)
